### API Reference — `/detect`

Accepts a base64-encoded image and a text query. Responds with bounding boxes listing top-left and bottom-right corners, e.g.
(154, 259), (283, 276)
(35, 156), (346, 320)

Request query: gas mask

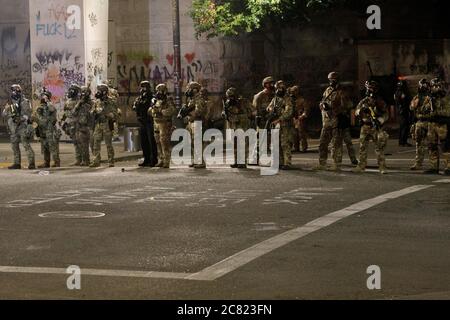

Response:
(185, 89), (194, 98)
(11, 90), (21, 101)
(155, 92), (166, 100)
(276, 88), (286, 97)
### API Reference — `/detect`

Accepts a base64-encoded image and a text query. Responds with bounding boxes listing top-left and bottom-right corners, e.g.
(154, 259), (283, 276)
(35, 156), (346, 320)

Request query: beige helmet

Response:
(262, 76), (275, 88)
(156, 83), (168, 94)
(288, 85), (300, 96)
(328, 72), (339, 81)
(275, 80), (286, 90)
(226, 87), (237, 98)
(187, 81), (201, 91)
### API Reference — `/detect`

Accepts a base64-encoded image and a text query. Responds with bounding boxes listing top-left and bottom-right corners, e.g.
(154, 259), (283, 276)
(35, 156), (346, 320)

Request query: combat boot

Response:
(351, 158), (359, 166)
(38, 162), (50, 169)
(230, 164), (239, 169)
(280, 165), (291, 170)
(89, 162), (100, 168)
(237, 164), (247, 169)
(193, 164), (206, 169)
(444, 168), (450, 176)
(8, 164), (21, 170)
(52, 160), (61, 168)
(330, 164), (341, 172)
(109, 163), (115, 168)
(410, 163), (422, 171)
(379, 167), (387, 175)
(28, 163), (36, 170)
(71, 161), (82, 166)
(155, 162), (164, 168)
(352, 166), (365, 173)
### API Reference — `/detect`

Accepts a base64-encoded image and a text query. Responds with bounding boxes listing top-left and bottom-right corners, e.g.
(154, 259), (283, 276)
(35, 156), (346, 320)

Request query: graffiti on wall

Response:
(0, 24), (31, 126)
(116, 51), (221, 93)
(30, 0), (85, 108)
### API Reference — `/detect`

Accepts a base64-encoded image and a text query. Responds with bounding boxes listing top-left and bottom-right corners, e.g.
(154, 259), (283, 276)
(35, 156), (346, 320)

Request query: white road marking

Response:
(186, 185), (434, 281)
(434, 179), (450, 183)
(0, 185), (434, 281)
(0, 266), (191, 280)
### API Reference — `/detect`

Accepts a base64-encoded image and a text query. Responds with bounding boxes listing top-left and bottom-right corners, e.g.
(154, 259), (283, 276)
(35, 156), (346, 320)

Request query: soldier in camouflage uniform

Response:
(289, 85), (310, 153)
(353, 81), (390, 174)
(253, 77), (276, 164)
(425, 78), (450, 175)
(150, 84), (176, 169)
(106, 80), (121, 142)
(32, 88), (60, 168)
(72, 86), (94, 166)
(90, 84), (118, 168)
(2, 84), (35, 170)
(410, 79), (432, 171)
(317, 72), (348, 171)
(267, 81), (295, 170)
(181, 82), (208, 169)
(61, 84), (82, 166)
(223, 87), (253, 169)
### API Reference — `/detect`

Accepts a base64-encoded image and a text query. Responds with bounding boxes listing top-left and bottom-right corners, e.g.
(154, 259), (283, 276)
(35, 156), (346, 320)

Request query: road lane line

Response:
(0, 266), (192, 280)
(433, 179), (450, 183)
(186, 185), (434, 281)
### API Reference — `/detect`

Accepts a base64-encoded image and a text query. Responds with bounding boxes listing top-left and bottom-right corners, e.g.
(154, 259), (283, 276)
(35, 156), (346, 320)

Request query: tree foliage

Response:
(189, 0), (351, 39)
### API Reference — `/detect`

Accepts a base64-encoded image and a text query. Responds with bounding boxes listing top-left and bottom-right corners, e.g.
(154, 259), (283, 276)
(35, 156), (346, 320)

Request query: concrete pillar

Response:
(29, 0), (108, 111)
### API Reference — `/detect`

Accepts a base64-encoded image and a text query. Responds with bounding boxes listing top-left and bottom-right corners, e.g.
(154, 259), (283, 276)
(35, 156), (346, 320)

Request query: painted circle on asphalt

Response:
(38, 211), (106, 219)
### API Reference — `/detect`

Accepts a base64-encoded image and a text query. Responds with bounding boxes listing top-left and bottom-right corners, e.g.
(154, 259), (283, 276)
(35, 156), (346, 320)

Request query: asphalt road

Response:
(0, 142), (449, 300)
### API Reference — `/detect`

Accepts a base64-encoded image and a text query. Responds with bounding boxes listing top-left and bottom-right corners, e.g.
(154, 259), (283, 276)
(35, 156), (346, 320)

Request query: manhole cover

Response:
(38, 211), (106, 219)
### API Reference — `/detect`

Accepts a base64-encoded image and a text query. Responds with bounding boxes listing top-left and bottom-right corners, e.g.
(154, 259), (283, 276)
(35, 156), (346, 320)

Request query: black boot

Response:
(28, 163), (36, 170)
(8, 164), (21, 170)
(424, 169), (439, 175)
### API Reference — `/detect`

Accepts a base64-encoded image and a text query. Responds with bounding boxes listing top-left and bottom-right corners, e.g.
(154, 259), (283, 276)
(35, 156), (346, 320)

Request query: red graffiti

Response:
(166, 54), (174, 66)
(184, 53), (196, 64)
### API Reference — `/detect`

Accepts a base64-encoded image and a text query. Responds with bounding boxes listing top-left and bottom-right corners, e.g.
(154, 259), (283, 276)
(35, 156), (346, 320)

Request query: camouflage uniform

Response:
(73, 87), (94, 166)
(151, 84), (176, 168)
(62, 85), (82, 165)
(410, 93), (432, 170)
(289, 86), (310, 153)
(354, 94), (390, 173)
(33, 95), (60, 168)
(253, 77), (275, 163)
(185, 82), (208, 168)
(426, 91), (450, 173)
(318, 85), (347, 170)
(108, 85), (121, 141)
(2, 87), (35, 169)
(90, 85), (118, 167)
(267, 81), (295, 169)
(224, 87), (253, 168)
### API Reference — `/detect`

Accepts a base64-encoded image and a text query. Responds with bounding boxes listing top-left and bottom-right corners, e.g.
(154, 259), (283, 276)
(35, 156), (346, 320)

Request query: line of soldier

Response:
(2, 82), (121, 169)
(2, 73), (449, 175)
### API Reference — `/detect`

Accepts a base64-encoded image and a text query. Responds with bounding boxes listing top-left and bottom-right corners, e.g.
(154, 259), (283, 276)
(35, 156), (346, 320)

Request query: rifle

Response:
(10, 102), (21, 124)
(264, 96), (283, 130)
(319, 88), (336, 119)
(222, 99), (234, 121)
(177, 103), (194, 119)
(367, 105), (382, 130)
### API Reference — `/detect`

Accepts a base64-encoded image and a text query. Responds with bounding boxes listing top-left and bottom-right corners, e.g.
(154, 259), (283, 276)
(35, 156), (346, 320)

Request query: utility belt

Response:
(154, 118), (172, 124)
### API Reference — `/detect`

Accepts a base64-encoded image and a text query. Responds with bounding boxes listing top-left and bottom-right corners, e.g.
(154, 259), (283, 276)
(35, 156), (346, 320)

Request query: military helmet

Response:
(10, 84), (22, 92)
(226, 87), (237, 98)
(430, 78), (443, 87)
(140, 80), (151, 89)
(80, 86), (92, 96)
(288, 85), (300, 96)
(97, 84), (109, 93)
(187, 81), (201, 91)
(41, 87), (52, 99)
(156, 83), (168, 94)
(328, 72), (339, 81)
(365, 80), (379, 92)
(69, 84), (81, 92)
(262, 76), (275, 87)
(275, 80), (286, 90)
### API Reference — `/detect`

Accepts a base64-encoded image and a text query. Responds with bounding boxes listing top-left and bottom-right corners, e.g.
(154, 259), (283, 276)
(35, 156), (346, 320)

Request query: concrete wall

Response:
(0, 0), (31, 128)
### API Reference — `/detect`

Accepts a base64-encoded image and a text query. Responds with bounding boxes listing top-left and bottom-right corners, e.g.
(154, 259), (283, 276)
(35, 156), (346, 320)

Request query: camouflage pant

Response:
(293, 121), (308, 152)
(92, 122), (114, 165)
(331, 128), (357, 162)
(319, 125), (343, 166)
(413, 121), (429, 167)
(76, 127), (91, 166)
(40, 130), (60, 164)
(10, 125), (35, 165)
(280, 126), (293, 166)
(358, 125), (389, 169)
(427, 122), (449, 170)
(154, 121), (172, 167)
(67, 124), (83, 164)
